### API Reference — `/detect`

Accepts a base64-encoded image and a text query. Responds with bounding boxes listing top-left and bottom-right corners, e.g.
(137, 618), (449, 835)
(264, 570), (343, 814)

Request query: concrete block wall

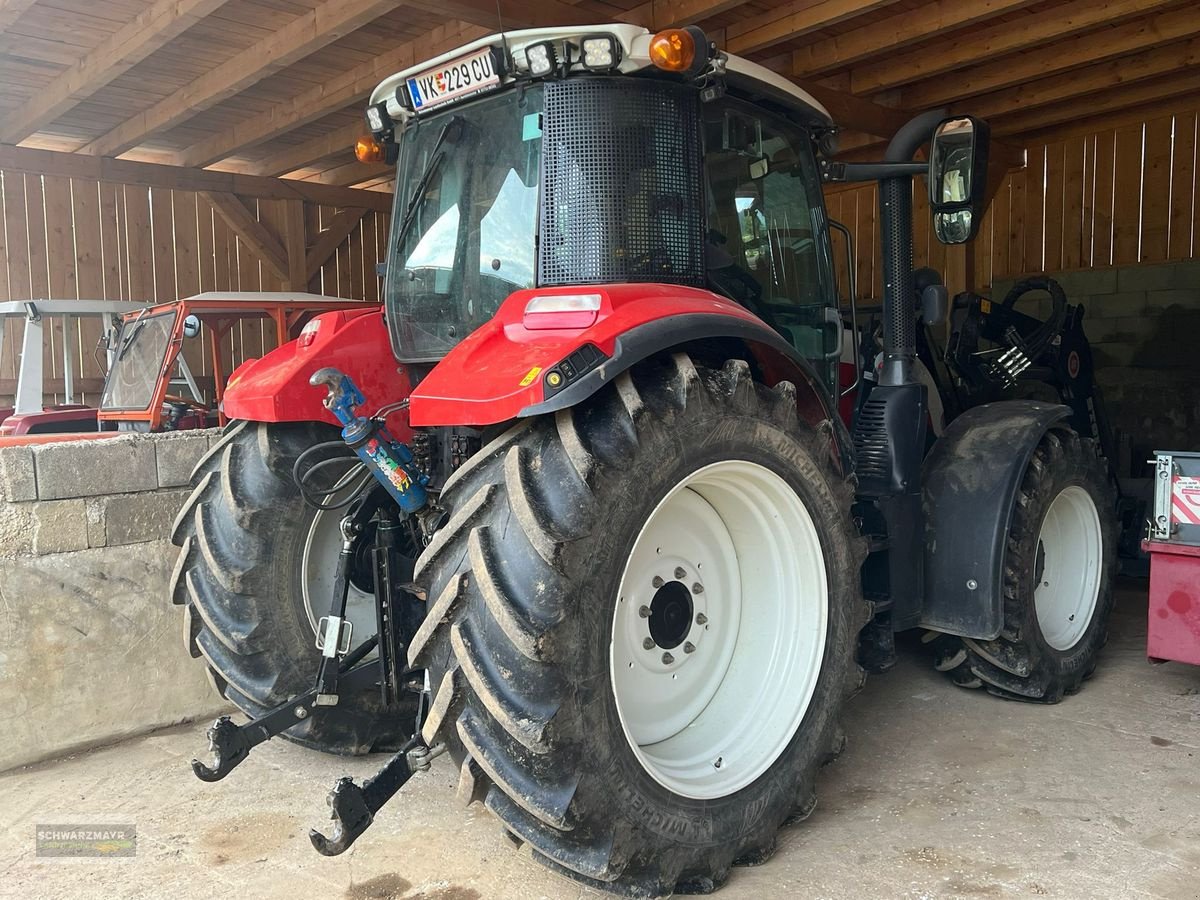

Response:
(992, 259), (1200, 471)
(0, 429), (230, 772)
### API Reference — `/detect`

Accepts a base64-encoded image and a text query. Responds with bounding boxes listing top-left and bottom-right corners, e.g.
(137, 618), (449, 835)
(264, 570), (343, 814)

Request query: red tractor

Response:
(174, 24), (1117, 896)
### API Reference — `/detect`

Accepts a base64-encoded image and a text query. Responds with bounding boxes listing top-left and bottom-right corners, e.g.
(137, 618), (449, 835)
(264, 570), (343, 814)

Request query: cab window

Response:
(702, 100), (840, 392)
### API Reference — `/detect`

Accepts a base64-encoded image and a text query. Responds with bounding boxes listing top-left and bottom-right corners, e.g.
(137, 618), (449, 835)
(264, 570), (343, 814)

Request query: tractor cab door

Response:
(702, 100), (841, 395)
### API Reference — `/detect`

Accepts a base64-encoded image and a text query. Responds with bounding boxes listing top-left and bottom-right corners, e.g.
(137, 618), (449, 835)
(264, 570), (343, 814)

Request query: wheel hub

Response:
(647, 579), (695, 650)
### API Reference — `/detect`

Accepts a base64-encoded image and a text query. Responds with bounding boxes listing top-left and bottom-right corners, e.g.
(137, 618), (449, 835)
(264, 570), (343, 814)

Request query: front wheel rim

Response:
(610, 459), (828, 801)
(1033, 484), (1103, 651)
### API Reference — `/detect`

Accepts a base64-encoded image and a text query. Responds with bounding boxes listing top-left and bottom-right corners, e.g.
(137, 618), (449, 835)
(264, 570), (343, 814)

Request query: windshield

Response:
(386, 87), (543, 361)
(100, 311), (176, 410)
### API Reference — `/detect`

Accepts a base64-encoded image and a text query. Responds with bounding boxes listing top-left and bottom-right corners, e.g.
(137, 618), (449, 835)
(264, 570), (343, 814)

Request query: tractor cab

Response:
(97, 293), (369, 431)
(365, 25), (843, 394)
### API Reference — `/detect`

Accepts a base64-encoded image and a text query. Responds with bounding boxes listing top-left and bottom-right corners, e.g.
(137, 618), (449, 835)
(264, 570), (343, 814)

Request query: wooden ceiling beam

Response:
(725, 0), (901, 57)
(250, 122), (362, 178)
(0, 0), (39, 32)
(1, 0), (231, 144)
(851, 0), (1184, 95)
(302, 160), (393, 186)
(0, 144), (393, 211)
(992, 68), (1200, 139)
(79, 0), (405, 158)
(177, 20), (484, 168)
(969, 36), (1200, 122)
(622, 0), (750, 30)
(397, 0), (601, 29)
(791, 0), (1041, 78)
(901, 5), (1200, 110)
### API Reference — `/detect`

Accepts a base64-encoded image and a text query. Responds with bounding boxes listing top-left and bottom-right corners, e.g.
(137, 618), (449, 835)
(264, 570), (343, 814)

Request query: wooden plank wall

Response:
(825, 101), (1200, 302)
(0, 172), (387, 407)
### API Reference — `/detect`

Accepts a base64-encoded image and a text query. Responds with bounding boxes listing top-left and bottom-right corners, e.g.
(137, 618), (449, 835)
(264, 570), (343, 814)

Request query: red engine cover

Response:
(223, 307), (414, 438)
(408, 284), (771, 427)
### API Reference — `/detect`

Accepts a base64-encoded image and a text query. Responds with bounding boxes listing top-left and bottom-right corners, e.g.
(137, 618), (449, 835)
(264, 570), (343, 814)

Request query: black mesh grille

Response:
(539, 78), (704, 287)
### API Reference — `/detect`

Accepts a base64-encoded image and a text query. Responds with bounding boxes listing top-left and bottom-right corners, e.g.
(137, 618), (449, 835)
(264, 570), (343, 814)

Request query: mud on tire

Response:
(931, 427), (1118, 702)
(409, 354), (868, 896)
(169, 420), (413, 754)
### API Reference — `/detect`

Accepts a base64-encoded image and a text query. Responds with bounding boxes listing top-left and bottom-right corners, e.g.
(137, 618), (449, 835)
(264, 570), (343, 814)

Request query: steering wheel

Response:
(1001, 275), (1068, 359)
(163, 394), (209, 412)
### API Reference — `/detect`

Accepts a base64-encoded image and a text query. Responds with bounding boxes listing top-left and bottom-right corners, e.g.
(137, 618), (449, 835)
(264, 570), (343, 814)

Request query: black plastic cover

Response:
(920, 401), (1071, 639)
(539, 78), (704, 288)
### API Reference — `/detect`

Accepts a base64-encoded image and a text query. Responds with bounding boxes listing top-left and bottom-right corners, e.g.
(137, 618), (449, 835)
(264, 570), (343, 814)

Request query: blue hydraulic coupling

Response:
(309, 367), (428, 514)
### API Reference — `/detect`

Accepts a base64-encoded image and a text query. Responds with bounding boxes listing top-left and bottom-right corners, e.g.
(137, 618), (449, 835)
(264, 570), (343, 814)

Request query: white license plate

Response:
(406, 47), (500, 113)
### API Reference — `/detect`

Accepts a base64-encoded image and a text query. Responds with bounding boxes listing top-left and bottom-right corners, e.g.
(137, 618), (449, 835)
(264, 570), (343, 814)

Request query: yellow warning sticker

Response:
(980, 298), (992, 313)
(519, 366), (542, 387)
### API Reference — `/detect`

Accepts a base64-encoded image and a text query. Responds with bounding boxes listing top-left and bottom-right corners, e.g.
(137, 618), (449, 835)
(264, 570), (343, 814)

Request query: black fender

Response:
(518, 312), (854, 476)
(920, 401), (1072, 639)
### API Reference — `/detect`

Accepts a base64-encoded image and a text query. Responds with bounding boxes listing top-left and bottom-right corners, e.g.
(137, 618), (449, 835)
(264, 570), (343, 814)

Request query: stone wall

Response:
(0, 430), (229, 772)
(992, 259), (1200, 473)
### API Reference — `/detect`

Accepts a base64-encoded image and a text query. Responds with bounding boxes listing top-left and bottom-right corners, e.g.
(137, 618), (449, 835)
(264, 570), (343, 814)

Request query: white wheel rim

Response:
(1033, 485), (1102, 651)
(302, 509), (377, 642)
(609, 459), (828, 800)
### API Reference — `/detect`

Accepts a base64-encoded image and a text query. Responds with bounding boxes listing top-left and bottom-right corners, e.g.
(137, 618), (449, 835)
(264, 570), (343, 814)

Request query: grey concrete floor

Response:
(2, 581), (1198, 900)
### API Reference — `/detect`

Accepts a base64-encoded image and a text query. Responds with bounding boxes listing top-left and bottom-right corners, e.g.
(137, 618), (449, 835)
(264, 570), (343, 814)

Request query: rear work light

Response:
(525, 41), (557, 77)
(523, 293), (602, 330)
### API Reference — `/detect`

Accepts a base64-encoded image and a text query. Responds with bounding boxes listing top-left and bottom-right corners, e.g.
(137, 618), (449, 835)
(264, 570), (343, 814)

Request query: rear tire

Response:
(410, 354), (868, 895)
(932, 427), (1117, 701)
(169, 420), (413, 754)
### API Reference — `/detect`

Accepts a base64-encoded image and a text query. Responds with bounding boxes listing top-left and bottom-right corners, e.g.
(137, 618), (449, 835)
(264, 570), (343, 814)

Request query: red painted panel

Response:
(1144, 540), (1200, 666)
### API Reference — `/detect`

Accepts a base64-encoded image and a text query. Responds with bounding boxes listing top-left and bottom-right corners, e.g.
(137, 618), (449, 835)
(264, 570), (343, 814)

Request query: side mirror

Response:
(928, 116), (990, 244)
(183, 314), (201, 338)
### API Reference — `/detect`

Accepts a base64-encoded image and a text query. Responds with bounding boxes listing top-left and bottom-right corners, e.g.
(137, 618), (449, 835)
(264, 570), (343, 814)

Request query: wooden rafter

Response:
(0, 0), (231, 144)
(251, 123), (362, 178)
(970, 36), (1200, 123)
(202, 192), (289, 281)
(0, 0), (38, 32)
(176, 21), (486, 168)
(994, 68), (1200, 138)
(79, 0), (405, 158)
(901, 5), (1200, 110)
(791, 0), (1041, 78)
(725, 0), (901, 57)
(622, 0), (750, 29)
(399, 0), (599, 28)
(306, 208), (368, 280)
(850, 0), (1185, 95)
(0, 144), (393, 211)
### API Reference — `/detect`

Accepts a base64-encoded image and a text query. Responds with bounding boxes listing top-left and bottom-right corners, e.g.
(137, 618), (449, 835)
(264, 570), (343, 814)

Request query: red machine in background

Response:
(1144, 450), (1200, 666)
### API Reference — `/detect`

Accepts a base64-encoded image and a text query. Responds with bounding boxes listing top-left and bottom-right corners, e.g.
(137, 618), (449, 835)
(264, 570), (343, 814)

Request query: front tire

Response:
(932, 427), (1117, 701)
(410, 354), (867, 895)
(169, 420), (413, 754)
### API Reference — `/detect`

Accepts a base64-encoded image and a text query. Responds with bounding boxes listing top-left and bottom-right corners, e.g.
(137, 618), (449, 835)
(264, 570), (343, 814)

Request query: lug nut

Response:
(692, 582), (704, 594)
(696, 613), (708, 625)
(638, 605), (651, 618)
(652, 576), (664, 589)
(661, 652), (674, 664)
(674, 567), (686, 579)
(684, 641), (695, 654)
(294, 706), (308, 719)
(643, 637), (655, 650)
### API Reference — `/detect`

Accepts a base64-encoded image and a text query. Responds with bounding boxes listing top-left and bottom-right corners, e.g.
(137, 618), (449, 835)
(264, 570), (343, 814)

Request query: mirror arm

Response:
(820, 161), (926, 184)
(885, 108), (947, 162)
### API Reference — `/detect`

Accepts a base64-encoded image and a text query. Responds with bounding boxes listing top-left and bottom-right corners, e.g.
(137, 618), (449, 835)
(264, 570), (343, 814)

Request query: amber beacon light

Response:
(354, 134), (386, 164)
(649, 27), (709, 76)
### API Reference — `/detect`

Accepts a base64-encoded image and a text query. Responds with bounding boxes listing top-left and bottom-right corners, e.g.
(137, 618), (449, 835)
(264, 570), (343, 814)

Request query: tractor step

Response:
(310, 735), (446, 855)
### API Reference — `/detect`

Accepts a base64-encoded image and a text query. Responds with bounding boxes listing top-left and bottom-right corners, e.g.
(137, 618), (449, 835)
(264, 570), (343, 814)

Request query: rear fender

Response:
(223, 307), (414, 439)
(408, 284), (850, 473)
(921, 401), (1072, 639)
